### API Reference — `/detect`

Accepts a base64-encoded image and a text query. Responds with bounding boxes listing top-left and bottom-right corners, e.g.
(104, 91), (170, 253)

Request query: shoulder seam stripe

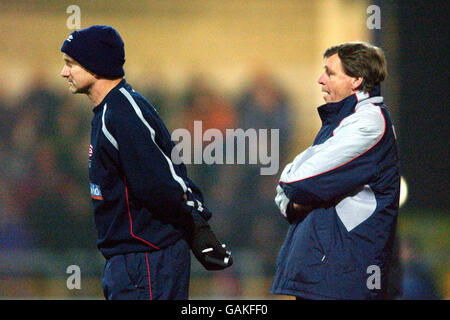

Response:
(118, 87), (188, 192)
(102, 103), (119, 150)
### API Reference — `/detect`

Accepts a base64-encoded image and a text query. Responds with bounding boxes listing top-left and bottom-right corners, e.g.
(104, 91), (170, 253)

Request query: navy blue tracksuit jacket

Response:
(272, 87), (400, 299)
(89, 79), (209, 260)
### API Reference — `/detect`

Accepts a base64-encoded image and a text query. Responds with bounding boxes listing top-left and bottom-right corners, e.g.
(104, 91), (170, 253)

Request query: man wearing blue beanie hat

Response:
(60, 25), (233, 300)
(61, 25), (125, 79)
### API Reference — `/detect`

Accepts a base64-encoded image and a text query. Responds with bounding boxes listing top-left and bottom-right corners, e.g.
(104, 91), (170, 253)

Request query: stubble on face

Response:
(61, 54), (95, 95)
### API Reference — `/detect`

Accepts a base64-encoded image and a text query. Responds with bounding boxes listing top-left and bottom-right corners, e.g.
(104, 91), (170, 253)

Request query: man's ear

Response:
(351, 77), (363, 91)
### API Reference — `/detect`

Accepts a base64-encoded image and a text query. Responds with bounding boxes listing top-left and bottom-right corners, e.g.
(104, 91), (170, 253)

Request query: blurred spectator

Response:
(141, 72), (171, 123)
(0, 179), (34, 250)
(398, 236), (440, 299)
(53, 101), (91, 186)
(181, 73), (238, 136)
(21, 140), (73, 250)
(179, 73), (238, 198)
(19, 74), (63, 140)
(384, 233), (403, 299)
(248, 174), (286, 276)
(233, 68), (294, 203)
(208, 269), (243, 299)
(1, 77), (96, 251)
(222, 68), (294, 255)
(236, 67), (293, 153)
(0, 80), (17, 154)
(0, 84), (41, 249)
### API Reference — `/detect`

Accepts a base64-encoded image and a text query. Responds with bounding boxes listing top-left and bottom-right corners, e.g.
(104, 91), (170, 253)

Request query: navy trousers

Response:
(102, 239), (191, 300)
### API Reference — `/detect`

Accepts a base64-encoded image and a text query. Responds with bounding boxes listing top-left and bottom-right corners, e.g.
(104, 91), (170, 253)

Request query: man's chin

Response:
(323, 94), (342, 103)
(69, 86), (85, 94)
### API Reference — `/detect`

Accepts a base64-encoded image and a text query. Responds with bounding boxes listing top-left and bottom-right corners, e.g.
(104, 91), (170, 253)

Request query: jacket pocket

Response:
(287, 245), (327, 284)
(123, 252), (148, 289)
(327, 243), (358, 274)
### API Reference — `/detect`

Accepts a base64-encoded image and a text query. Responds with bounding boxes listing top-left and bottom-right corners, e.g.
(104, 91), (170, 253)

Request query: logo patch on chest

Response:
(90, 183), (103, 200)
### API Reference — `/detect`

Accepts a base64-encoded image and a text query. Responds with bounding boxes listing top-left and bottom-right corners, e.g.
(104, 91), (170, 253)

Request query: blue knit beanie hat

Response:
(61, 25), (125, 78)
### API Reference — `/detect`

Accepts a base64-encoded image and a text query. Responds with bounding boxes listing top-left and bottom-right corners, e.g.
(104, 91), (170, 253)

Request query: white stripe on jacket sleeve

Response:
(119, 88), (188, 192)
(102, 103), (119, 150)
(280, 103), (385, 183)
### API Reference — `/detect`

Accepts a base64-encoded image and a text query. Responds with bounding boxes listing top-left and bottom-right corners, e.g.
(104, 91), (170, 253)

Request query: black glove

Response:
(185, 216), (233, 271)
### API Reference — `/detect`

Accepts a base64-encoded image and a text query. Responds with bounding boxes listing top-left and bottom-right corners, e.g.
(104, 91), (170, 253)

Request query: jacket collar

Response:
(317, 85), (382, 124)
(92, 78), (127, 113)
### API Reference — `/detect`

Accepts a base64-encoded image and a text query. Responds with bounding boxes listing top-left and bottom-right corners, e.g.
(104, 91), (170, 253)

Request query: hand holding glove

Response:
(186, 216), (233, 271)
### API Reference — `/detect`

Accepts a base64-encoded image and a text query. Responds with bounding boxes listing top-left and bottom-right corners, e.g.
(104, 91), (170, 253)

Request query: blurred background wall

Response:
(0, 0), (447, 299)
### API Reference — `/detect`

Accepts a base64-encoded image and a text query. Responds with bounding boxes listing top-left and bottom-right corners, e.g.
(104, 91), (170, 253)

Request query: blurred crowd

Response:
(0, 69), (443, 299)
(0, 76), (94, 252)
(0, 69), (294, 277)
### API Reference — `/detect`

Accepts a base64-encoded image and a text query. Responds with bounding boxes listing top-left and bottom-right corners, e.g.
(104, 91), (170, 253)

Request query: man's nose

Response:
(317, 73), (326, 85)
(60, 66), (70, 77)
